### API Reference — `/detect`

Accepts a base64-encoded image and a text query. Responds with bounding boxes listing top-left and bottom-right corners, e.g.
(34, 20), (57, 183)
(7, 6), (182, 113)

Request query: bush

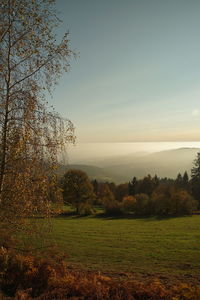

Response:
(79, 203), (94, 216)
(151, 186), (197, 216)
(151, 188), (171, 216)
(122, 195), (136, 213)
(170, 190), (198, 215)
(100, 184), (123, 215)
(103, 200), (123, 215)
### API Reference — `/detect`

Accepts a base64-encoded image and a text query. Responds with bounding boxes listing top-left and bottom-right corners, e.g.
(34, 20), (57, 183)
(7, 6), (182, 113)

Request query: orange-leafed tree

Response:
(0, 0), (75, 244)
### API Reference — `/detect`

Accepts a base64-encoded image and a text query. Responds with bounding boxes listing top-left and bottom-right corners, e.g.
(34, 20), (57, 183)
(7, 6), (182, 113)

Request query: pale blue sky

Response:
(50, 0), (200, 142)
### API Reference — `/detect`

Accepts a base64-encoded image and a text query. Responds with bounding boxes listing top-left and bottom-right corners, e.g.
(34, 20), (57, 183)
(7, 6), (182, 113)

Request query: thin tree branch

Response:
(11, 24), (37, 48)
(10, 56), (54, 90)
(10, 53), (33, 71)
(0, 24), (11, 43)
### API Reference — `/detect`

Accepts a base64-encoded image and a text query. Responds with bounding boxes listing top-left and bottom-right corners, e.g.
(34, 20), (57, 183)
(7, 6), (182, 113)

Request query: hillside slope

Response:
(59, 148), (200, 183)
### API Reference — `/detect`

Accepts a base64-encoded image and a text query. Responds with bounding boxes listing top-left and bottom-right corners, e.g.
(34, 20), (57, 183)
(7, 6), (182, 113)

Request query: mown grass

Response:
(47, 213), (200, 279)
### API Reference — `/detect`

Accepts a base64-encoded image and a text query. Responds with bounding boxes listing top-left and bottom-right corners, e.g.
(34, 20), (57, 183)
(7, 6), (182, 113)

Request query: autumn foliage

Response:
(0, 249), (199, 300)
(0, 0), (75, 243)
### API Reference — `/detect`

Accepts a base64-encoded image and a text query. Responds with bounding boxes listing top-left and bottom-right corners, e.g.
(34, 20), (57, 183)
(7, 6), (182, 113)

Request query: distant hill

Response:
(102, 148), (200, 181)
(58, 148), (200, 183)
(57, 164), (120, 183)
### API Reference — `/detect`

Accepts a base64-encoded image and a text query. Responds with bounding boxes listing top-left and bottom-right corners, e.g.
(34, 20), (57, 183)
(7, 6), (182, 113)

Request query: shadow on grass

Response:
(55, 210), (193, 221)
(92, 213), (193, 221)
(56, 211), (77, 217)
(94, 214), (162, 221)
(56, 211), (96, 219)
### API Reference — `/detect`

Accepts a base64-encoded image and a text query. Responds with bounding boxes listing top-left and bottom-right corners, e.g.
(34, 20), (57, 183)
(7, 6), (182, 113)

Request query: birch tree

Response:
(0, 0), (75, 241)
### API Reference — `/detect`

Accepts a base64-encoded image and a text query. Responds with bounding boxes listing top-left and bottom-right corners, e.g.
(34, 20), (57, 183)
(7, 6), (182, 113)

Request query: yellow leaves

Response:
(0, 0), (75, 246)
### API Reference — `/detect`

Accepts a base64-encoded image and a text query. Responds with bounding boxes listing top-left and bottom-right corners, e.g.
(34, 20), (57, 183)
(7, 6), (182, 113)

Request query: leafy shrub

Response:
(151, 187), (171, 216)
(152, 186), (197, 216)
(170, 190), (198, 215)
(122, 195), (136, 213)
(79, 202), (94, 215)
(99, 184), (123, 215)
(103, 200), (123, 215)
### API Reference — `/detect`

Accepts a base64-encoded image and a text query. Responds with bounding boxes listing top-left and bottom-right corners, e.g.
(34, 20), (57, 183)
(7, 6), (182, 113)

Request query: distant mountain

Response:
(57, 164), (121, 183)
(58, 148), (200, 183)
(102, 148), (200, 181)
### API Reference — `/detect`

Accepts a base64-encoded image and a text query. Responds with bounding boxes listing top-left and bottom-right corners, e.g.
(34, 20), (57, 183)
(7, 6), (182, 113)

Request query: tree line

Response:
(61, 152), (200, 217)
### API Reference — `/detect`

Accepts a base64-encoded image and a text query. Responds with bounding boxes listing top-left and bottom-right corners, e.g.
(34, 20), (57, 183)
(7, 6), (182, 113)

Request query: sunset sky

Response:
(51, 0), (200, 142)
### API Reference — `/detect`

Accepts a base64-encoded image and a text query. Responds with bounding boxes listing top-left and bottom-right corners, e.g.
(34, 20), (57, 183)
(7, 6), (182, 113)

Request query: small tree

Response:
(128, 177), (138, 196)
(100, 184), (122, 215)
(62, 169), (94, 214)
(183, 171), (189, 189)
(115, 183), (129, 201)
(122, 195), (136, 213)
(175, 173), (183, 188)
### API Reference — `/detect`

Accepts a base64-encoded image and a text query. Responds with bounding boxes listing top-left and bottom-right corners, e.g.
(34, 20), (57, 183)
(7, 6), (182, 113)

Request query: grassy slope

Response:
(50, 214), (200, 279)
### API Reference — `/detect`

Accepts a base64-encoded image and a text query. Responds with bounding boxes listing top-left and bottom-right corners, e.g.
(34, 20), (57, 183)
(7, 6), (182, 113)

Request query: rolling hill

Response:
(57, 164), (121, 182)
(102, 148), (200, 181)
(59, 148), (200, 183)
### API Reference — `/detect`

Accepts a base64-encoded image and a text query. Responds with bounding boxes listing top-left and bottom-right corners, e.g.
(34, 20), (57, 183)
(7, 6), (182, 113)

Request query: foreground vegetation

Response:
(1, 248), (200, 300)
(48, 213), (200, 280)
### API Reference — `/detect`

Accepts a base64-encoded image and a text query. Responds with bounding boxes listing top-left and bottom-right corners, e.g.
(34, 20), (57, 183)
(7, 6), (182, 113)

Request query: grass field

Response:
(48, 213), (200, 280)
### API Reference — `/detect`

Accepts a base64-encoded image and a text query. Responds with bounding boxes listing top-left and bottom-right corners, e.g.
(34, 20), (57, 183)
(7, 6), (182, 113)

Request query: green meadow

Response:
(48, 214), (200, 279)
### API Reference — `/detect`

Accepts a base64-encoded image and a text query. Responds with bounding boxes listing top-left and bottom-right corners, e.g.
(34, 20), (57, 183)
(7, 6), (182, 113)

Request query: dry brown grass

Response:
(0, 249), (199, 300)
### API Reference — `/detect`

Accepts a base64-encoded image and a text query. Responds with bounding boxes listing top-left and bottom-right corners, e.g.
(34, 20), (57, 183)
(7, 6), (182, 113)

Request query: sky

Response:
(50, 0), (200, 143)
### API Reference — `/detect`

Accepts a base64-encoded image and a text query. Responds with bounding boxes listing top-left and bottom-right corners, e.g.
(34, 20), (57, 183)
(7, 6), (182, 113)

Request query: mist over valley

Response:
(61, 143), (200, 182)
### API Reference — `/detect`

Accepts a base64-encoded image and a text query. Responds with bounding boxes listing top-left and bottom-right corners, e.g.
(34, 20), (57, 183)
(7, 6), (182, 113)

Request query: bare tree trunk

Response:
(0, 0), (11, 197)
(0, 96), (9, 195)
